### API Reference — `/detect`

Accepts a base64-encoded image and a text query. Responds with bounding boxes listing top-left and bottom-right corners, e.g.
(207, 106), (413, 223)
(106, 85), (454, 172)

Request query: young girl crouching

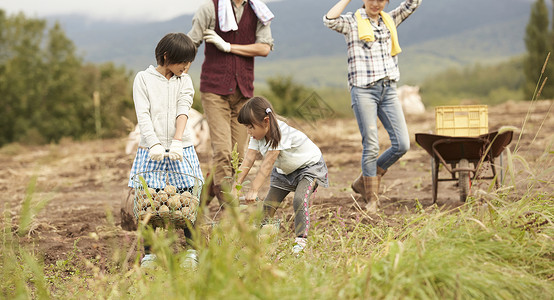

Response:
(234, 96), (329, 254)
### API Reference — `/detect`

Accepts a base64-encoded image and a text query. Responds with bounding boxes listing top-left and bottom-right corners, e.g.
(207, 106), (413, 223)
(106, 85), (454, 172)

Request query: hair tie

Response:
(265, 108), (272, 114)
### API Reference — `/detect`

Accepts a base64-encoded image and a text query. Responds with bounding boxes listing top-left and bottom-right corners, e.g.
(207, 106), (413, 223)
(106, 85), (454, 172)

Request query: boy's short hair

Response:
(155, 33), (197, 66)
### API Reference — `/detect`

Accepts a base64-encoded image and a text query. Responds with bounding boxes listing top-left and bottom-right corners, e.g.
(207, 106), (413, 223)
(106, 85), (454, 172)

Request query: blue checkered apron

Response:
(128, 146), (204, 190)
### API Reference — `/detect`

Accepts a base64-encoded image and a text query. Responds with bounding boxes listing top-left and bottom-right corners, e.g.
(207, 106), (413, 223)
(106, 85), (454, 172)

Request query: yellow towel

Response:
(355, 9), (401, 56)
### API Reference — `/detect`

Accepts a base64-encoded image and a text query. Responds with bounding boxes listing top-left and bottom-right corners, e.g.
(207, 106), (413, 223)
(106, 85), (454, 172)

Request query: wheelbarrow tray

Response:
(416, 131), (512, 162)
(415, 130), (513, 202)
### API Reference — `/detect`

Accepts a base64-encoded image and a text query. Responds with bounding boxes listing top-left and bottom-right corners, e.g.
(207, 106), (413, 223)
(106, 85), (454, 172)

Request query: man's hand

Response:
(149, 144), (165, 161)
(203, 29), (231, 53)
(168, 139), (184, 161)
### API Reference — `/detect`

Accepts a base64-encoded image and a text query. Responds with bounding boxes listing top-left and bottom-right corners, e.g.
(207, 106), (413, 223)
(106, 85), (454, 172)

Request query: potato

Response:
(181, 206), (196, 223)
(172, 210), (183, 219)
(181, 206), (191, 215)
(164, 185), (177, 195)
(138, 197), (148, 210)
(151, 199), (161, 210)
(136, 189), (147, 200)
(180, 194), (191, 207)
(190, 196), (200, 208)
(155, 191), (168, 203)
(167, 195), (181, 210)
(147, 188), (156, 198)
(159, 205), (170, 217)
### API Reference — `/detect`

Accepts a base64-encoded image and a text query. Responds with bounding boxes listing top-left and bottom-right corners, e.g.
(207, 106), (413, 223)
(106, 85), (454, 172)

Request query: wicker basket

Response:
(131, 161), (202, 228)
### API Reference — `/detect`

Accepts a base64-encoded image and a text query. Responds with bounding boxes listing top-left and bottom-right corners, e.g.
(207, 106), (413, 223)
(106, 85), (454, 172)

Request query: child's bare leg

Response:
(293, 178), (318, 238)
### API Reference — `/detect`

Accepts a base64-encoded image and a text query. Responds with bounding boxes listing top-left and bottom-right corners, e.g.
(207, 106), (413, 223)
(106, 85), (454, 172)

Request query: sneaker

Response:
(140, 254), (157, 269)
(292, 237), (307, 255)
(181, 249), (198, 269)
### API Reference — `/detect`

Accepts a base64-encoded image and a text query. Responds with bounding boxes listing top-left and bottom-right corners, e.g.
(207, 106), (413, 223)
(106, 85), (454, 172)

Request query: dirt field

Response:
(1, 100), (552, 270)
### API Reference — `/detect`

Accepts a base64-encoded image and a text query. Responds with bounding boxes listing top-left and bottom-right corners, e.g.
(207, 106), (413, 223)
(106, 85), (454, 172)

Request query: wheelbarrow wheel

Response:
(458, 159), (470, 202)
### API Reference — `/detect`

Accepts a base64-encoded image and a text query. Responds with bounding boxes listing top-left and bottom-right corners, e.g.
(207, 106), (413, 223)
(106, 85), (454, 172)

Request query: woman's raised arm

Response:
(326, 0), (352, 19)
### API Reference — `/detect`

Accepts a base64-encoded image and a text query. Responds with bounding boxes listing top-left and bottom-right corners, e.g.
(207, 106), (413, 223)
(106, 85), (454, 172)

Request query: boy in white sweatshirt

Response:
(127, 32), (204, 269)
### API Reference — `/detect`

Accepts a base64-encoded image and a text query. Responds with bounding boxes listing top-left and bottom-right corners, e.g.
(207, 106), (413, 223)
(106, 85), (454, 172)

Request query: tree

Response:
(35, 23), (89, 141)
(264, 76), (308, 117)
(0, 12), (48, 144)
(79, 62), (135, 138)
(0, 10), (134, 146)
(524, 0), (552, 99)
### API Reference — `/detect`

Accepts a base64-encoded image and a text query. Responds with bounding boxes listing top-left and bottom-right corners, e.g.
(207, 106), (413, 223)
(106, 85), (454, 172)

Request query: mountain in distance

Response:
(47, 0), (536, 87)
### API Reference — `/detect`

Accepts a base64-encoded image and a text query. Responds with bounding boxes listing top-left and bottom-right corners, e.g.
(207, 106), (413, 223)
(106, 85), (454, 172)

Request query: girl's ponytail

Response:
(264, 107), (281, 149)
(238, 97), (281, 149)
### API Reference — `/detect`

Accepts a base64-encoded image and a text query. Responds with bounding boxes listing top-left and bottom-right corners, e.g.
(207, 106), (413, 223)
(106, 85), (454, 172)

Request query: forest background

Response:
(0, 0), (553, 146)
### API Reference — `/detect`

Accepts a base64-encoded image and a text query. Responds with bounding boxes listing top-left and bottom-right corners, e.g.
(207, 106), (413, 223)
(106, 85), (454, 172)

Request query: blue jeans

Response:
(351, 80), (410, 177)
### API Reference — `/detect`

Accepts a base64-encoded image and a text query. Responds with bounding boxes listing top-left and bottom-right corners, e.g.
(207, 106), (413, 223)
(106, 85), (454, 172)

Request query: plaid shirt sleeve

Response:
(323, 13), (354, 35)
(389, 0), (422, 26)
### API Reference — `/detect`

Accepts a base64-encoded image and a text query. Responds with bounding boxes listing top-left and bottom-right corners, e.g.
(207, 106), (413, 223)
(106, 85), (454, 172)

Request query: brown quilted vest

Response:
(200, 0), (257, 97)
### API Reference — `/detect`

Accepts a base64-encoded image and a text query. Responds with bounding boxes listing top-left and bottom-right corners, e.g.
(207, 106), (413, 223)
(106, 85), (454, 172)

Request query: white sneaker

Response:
(181, 249), (198, 269)
(140, 254), (157, 269)
(292, 237), (307, 255)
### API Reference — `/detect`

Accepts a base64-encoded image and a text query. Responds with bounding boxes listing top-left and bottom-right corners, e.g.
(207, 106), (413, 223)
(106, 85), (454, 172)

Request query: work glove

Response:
(203, 29), (231, 53)
(148, 144), (165, 161)
(168, 139), (184, 161)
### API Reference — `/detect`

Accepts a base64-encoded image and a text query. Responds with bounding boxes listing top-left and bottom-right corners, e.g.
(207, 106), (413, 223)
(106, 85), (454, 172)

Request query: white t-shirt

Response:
(248, 120), (322, 175)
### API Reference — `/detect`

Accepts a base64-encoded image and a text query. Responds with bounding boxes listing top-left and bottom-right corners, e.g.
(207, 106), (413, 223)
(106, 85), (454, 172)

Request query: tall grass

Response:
(2, 167), (552, 299)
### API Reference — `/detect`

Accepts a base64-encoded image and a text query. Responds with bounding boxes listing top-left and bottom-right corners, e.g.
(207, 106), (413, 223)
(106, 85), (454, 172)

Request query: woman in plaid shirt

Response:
(324, 0), (422, 213)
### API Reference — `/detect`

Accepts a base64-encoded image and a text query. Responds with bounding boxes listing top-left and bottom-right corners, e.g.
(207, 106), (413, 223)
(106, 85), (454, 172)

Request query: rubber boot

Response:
(377, 166), (387, 193)
(213, 184), (225, 207)
(362, 176), (379, 213)
(351, 173), (364, 194)
(352, 166), (387, 195)
(214, 182), (238, 207)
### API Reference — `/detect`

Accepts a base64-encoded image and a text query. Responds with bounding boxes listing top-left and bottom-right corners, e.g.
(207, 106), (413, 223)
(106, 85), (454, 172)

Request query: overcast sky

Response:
(1, 0), (282, 22)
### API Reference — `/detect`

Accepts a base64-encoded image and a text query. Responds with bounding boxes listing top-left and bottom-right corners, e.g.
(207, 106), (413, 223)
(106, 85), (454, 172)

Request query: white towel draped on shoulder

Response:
(218, 0), (274, 32)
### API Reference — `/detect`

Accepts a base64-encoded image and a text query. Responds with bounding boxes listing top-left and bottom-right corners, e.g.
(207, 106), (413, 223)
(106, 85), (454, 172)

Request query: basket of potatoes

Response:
(132, 181), (201, 228)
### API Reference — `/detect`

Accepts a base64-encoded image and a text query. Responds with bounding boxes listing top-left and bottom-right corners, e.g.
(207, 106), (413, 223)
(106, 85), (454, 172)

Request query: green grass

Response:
(1, 152), (552, 299)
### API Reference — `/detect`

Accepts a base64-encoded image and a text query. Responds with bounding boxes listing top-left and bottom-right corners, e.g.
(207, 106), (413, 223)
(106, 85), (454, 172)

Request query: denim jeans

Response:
(350, 80), (410, 177)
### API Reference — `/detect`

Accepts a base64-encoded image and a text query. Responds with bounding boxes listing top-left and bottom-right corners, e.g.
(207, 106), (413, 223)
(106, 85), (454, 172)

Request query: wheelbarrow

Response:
(415, 130), (513, 203)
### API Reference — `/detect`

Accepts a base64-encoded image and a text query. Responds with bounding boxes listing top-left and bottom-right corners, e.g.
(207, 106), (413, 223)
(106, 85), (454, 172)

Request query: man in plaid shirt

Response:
(324, 0), (422, 213)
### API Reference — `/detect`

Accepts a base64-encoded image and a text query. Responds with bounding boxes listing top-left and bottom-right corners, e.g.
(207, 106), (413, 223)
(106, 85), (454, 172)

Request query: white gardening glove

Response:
(203, 29), (231, 53)
(148, 144), (165, 161)
(168, 139), (184, 161)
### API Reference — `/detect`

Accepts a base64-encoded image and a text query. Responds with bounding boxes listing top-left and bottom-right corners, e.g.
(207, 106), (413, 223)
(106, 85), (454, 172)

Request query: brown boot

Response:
(213, 184), (225, 206)
(214, 182), (238, 207)
(377, 166), (387, 193)
(200, 173), (216, 206)
(362, 176), (379, 213)
(351, 172), (364, 194)
(353, 167), (386, 194)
